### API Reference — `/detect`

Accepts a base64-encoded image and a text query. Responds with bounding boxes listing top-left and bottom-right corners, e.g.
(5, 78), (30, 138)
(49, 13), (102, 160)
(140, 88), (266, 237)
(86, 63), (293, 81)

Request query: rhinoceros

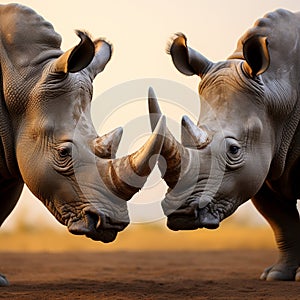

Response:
(148, 9), (300, 281)
(0, 4), (165, 286)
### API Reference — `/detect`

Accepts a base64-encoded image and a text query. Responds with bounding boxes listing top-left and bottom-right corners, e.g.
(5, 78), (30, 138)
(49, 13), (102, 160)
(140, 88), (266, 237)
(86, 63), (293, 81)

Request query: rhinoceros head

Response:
(149, 33), (274, 230)
(9, 30), (165, 242)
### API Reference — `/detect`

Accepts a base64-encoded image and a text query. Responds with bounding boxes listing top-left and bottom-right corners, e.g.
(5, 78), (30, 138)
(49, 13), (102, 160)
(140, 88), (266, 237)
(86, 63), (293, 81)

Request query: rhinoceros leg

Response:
(0, 178), (24, 286)
(252, 183), (300, 281)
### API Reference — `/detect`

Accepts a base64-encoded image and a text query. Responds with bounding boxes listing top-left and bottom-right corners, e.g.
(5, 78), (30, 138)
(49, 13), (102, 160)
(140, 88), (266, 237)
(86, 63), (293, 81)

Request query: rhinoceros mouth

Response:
(67, 210), (129, 243)
(166, 203), (220, 231)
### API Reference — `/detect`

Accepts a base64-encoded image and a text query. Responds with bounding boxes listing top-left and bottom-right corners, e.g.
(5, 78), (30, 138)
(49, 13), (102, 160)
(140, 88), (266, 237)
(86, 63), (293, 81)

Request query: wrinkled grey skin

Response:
(149, 9), (300, 281)
(0, 4), (165, 286)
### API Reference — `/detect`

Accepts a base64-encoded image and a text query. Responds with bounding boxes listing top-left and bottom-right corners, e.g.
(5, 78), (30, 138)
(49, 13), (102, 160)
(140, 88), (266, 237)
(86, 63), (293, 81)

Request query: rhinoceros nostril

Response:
(170, 202), (199, 218)
(84, 210), (129, 232)
(97, 215), (129, 231)
(68, 218), (90, 235)
(107, 216), (129, 231)
(197, 207), (220, 229)
(85, 210), (102, 231)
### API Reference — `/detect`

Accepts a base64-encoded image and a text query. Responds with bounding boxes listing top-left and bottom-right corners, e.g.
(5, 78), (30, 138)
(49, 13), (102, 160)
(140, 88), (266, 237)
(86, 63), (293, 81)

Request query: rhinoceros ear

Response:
(167, 33), (212, 78)
(52, 30), (95, 74)
(85, 38), (112, 80)
(242, 35), (270, 78)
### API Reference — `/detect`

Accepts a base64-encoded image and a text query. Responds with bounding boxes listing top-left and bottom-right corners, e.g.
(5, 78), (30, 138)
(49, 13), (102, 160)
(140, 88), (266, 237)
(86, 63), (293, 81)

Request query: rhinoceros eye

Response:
(229, 145), (240, 155)
(54, 143), (74, 174)
(225, 138), (244, 169)
(58, 147), (71, 158)
(226, 139), (241, 156)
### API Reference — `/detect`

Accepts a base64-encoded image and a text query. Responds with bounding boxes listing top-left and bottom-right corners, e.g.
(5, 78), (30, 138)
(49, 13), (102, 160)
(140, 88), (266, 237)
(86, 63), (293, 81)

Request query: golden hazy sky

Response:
(3, 0), (299, 92)
(2, 0), (300, 230)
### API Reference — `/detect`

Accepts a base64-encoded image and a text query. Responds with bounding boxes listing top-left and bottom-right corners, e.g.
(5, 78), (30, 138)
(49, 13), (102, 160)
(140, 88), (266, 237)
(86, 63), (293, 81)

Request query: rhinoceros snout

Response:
(166, 204), (220, 231)
(95, 212), (129, 232)
(68, 210), (129, 243)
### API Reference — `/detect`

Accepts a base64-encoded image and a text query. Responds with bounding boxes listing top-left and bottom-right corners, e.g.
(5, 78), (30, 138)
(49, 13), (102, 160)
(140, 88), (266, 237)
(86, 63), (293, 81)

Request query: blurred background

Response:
(1, 0), (299, 252)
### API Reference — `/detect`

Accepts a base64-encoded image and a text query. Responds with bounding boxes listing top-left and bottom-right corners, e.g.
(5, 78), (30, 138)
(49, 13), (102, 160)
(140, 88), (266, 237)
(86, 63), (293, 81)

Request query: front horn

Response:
(148, 87), (191, 189)
(98, 115), (166, 200)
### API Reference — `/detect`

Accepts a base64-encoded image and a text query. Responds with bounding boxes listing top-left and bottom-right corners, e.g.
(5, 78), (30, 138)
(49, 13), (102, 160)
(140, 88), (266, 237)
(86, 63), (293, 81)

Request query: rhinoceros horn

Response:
(98, 114), (166, 200)
(181, 115), (211, 149)
(148, 87), (185, 188)
(167, 33), (213, 78)
(93, 127), (123, 159)
(148, 87), (210, 189)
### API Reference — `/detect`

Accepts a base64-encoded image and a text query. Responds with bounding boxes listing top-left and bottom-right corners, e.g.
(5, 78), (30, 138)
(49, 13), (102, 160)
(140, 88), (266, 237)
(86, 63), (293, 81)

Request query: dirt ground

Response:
(0, 224), (299, 299)
(0, 250), (299, 300)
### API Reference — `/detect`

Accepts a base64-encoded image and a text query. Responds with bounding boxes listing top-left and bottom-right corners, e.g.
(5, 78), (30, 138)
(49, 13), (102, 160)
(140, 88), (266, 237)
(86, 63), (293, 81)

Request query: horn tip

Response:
(181, 115), (189, 127)
(115, 126), (123, 136)
(148, 87), (162, 114)
(148, 87), (163, 132)
(148, 86), (156, 99)
(182, 115), (197, 127)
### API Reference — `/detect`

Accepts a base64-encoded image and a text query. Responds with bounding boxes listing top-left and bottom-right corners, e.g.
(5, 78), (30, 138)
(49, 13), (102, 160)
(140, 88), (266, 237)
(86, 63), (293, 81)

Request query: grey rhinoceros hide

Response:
(0, 3), (166, 254)
(148, 9), (300, 281)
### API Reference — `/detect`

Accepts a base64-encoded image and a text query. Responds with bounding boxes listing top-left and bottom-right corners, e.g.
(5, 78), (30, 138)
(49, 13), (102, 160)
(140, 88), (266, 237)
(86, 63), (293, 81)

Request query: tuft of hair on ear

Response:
(166, 32), (186, 55)
(75, 29), (93, 41)
(93, 37), (113, 55)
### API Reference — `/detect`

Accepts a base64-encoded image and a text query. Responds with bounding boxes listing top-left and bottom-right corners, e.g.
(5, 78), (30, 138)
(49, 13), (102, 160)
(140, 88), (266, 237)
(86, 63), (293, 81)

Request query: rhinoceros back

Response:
(0, 4), (62, 70)
(230, 9), (300, 81)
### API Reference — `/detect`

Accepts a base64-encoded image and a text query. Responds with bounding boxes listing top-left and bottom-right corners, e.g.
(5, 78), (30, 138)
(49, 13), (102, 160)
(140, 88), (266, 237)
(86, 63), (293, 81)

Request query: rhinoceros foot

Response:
(0, 274), (9, 286)
(260, 263), (300, 281)
(166, 204), (220, 231)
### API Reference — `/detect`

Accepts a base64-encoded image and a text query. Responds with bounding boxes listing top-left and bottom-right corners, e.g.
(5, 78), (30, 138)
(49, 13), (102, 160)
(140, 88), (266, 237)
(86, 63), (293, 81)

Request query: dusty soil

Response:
(0, 250), (299, 299)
